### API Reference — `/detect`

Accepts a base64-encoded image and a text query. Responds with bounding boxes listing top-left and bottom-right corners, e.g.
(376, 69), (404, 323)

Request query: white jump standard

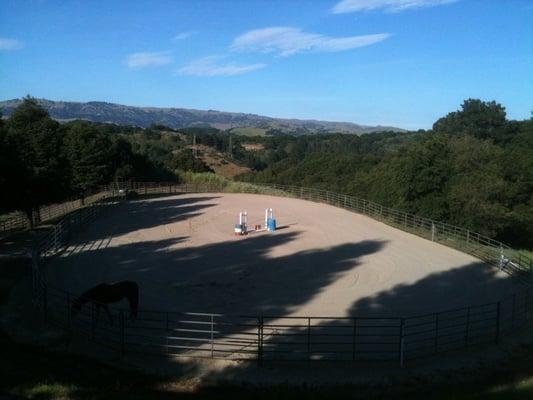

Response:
(235, 211), (248, 235)
(234, 208), (276, 235)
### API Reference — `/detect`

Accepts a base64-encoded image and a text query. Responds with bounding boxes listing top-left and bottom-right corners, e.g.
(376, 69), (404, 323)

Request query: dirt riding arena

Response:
(45, 193), (520, 319)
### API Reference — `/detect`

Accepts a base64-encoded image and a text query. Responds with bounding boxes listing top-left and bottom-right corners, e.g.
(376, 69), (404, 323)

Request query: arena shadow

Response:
(190, 257), (525, 385)
(47, 229), (387, 315)
(61, 195), (220, 254)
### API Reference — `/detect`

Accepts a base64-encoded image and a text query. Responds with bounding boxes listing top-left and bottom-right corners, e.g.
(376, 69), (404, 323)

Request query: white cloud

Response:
(178, 56), (266, 77)
(231, 27), (390, 56)
(173, 31), (194, 41)
(332, 0), (460, 13)
(0, 38), (23, 50)
(126, 51), (173, 69)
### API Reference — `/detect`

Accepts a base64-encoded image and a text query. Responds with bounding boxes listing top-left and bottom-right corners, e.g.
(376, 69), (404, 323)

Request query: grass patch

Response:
(228, 127), (268, 137)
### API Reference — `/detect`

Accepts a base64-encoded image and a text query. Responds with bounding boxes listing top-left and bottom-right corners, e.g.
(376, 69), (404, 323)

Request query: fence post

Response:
(307, 317), (311, 361)
(399, 318), (405, 367)
(512, 293), (516, 328)
(54, 225), (59, 251)
(165, 312), (170, 356)
(465, 307), (471, 346)
(526, 290), (530, 321)
(434, 312), (439, 354)
(43, 282), (48, 323)
(211, 314), (215, 358)
(431, 223), (435, 242)
(91, 303), (96, 340)
(257, 316), (263, 366)
(352, 318), (357, 362)
(67, 292), (71, 330)
(495, 301), (501, 344)
(120, 309), (125, 357)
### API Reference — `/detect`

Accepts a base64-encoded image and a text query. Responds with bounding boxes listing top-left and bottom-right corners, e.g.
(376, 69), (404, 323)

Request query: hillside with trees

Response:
(237, 100), (533, 249)
(1, 97), (531, 249)
(0, 98), (403, 135)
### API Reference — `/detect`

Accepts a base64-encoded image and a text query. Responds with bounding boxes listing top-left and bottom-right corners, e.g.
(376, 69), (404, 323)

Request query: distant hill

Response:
(0, 98), (404, 135)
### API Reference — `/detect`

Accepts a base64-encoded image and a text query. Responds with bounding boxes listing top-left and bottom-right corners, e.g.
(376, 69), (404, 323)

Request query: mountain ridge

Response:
(0, 98), (405, 135)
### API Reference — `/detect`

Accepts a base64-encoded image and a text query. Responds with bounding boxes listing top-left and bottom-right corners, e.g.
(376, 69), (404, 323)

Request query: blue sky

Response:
(1, 0), (531, 129)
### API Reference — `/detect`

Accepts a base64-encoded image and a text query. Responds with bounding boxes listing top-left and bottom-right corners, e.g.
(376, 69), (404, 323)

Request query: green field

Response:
(228, 127), (269, 137)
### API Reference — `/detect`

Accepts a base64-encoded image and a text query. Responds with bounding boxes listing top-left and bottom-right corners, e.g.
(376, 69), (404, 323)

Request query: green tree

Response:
(170, 149), (213, 173)
(63, 121), (114, 194)
(5, 97), (67, 223)
(433, 99), (508, 141)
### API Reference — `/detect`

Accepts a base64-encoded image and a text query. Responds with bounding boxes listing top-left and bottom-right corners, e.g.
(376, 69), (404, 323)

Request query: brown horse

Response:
(71, 281), (139, 324)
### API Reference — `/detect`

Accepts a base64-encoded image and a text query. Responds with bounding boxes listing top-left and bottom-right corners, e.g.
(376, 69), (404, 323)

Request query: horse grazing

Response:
(71, 281), (139, 324)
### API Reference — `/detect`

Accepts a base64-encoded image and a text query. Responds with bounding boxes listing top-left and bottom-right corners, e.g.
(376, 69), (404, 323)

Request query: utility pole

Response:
(228, 134), (233, 159)
(192, 133), (197, 157)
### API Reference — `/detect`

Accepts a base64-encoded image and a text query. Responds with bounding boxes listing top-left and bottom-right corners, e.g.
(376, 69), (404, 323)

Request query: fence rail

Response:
(29, 181), (533, 366)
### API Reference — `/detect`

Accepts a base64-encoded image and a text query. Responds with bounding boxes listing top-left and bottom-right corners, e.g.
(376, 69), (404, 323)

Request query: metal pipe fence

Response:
(1, 187), (121, 234)
(30, 181), (533, 366)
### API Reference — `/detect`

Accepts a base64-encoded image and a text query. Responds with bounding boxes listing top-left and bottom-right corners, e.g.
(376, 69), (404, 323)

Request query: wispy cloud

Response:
(126, 51), (173, 69)
(173, 31), (194, 41)
(178, 56), (266, 77)
(231, 27), (390, 56)
(0, 38), (23, 50)
(332, 0), (460, 13)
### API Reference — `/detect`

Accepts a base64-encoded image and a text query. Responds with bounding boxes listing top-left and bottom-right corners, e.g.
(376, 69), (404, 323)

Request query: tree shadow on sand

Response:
(60, 195), (220, 256)
(47, 229), (387, 316)
(38, 194), (528, 386)
(194, 257), (526, 381)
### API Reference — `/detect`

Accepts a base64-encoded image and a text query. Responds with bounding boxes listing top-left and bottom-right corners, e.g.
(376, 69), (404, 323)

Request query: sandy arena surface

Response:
(45, 193), (521, 318)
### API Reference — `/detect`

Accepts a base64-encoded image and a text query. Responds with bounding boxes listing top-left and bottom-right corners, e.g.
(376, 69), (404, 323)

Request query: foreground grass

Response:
(2, 330), (533, 400)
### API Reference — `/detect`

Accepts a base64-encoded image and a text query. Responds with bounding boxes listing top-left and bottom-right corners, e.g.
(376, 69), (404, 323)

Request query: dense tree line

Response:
(0, 97), (179, 222)
(238, 100), (533, 249)
(1, 97), (531, 249)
